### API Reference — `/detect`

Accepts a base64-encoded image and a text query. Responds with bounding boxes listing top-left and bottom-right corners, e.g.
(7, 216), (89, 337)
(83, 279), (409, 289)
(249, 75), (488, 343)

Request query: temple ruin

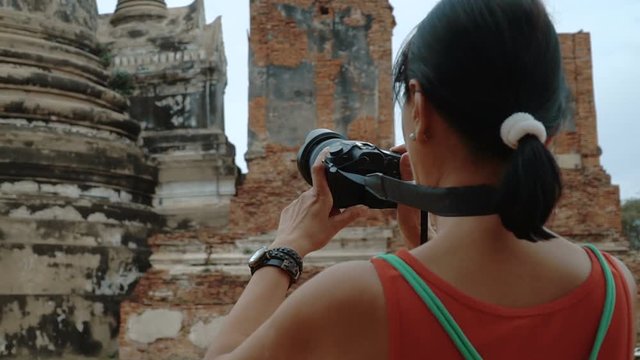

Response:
(0, 0), (160, 357)
(97, 0), (237, 230)
(0, 0), (631, 359)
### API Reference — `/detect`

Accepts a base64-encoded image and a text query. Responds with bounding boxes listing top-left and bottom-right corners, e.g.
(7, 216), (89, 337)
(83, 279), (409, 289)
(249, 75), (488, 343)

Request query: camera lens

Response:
(296, 129), (346, 185)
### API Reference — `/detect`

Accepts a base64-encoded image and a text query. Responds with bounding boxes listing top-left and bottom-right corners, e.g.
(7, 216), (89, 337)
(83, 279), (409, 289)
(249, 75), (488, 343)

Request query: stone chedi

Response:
(0, 0), (160, 358)
(98, 0), (237, 230)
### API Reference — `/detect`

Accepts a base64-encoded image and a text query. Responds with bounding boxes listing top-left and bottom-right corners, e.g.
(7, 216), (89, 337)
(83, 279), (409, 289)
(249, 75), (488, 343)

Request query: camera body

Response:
(297, 129), (401, 209)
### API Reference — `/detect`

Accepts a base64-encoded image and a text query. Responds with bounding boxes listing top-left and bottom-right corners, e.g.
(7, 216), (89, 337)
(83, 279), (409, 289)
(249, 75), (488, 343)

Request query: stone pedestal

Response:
(146, 129), (237, 229)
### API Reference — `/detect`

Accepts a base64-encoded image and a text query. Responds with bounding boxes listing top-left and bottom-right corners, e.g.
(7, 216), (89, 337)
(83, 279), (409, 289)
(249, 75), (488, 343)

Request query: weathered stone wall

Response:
(247, 0), (395, 158)
(550, 33), (624, 247)
(0, 0), (161, 357)
(98, 0), (237, 230)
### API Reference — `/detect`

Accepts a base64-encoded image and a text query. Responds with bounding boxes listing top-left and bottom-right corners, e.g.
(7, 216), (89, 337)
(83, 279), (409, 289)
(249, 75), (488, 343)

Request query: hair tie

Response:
(500, 112), (547, 149)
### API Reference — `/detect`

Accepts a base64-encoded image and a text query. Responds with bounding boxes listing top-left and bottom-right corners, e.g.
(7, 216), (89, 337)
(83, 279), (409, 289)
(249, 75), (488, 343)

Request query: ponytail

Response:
(497, 135), (562, 241)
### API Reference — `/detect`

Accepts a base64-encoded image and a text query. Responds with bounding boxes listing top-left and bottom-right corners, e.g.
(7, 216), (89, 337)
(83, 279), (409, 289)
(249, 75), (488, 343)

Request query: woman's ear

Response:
(544, 135), (554, 147)
(408, 79), (431, 142)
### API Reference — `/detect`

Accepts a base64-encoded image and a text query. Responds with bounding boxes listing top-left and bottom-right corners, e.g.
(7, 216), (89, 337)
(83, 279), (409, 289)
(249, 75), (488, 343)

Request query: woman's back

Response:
(371, 236), (634, 359)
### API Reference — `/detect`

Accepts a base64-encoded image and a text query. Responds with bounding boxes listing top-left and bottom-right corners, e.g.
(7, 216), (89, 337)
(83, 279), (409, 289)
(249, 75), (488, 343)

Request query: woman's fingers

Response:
(392, 145), (420, 248)
(392, 144), (414, 181)
(400, 153), (414, 181)
(330, 205), (368, 231)
(310, 148), (332, 199)
(390, 144), (407, 154)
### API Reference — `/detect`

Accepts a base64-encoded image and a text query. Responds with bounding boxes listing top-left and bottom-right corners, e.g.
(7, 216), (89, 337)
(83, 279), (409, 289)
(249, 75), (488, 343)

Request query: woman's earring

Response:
(409, 132), (416, 141)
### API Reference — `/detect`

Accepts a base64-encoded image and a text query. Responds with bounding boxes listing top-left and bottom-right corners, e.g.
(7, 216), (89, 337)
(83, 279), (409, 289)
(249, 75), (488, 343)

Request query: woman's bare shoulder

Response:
(220, 260), (388, 360)
(294, 260), (386, 323)
(284, 260), (388, 359)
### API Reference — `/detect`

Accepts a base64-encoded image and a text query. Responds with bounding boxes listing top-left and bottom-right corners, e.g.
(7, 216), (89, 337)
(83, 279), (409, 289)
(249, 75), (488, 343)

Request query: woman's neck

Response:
(429, 214), (519, 251)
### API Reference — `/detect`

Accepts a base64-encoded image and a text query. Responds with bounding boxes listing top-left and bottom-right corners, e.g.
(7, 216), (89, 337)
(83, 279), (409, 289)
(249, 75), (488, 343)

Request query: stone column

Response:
(0, 1), (160, 358)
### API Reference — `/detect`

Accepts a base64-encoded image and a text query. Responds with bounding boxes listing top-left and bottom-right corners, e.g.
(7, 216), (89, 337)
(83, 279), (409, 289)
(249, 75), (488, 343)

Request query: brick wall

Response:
(232, 0), (397, 235)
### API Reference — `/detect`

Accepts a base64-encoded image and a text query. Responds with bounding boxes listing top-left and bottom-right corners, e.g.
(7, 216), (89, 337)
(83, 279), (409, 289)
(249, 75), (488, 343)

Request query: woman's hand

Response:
(390, 144), (422, 249)
(272, 148), (368, 257)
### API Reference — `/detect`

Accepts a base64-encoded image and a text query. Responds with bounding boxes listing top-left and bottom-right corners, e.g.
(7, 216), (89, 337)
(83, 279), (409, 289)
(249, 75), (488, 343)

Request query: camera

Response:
(297, 129), (402, 209)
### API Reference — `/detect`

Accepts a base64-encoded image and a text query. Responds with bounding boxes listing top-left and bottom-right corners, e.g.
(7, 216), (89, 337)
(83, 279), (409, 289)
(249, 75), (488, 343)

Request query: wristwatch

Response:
(248, 246), (303, 285)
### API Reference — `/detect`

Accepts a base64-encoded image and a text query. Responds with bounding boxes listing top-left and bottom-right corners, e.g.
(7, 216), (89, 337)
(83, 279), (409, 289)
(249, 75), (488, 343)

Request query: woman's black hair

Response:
(394, 0), (572, 241)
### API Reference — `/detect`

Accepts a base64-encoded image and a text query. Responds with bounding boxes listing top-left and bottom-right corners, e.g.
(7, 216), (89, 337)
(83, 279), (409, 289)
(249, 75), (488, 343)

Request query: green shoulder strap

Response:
(378, 245), (615, 360)
(378, 253), (482, 360)
(583, 244), (616, 360)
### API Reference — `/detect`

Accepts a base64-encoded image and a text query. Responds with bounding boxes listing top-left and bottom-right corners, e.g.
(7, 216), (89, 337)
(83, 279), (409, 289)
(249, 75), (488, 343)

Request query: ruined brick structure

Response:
(233, 0), (397, 234)
(0, 0), (160, 357)
(549, 33), (624, 248)
(0, 1), (632, 359)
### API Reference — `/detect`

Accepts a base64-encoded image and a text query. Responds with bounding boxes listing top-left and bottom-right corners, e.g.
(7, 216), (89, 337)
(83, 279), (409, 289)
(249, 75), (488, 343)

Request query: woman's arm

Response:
(612, 257), (637, 360)
(203, 267), (290, 358)
(205, 260), (386, 360)
(204, 149), (368, 359)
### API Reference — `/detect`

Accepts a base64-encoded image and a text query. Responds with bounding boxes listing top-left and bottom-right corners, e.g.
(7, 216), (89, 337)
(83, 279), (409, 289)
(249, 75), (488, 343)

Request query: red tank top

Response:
(371, 248), (633, 359)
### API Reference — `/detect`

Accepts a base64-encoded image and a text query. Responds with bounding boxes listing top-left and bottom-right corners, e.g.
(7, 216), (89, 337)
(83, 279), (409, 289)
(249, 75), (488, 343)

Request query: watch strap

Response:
(252, 257), (301, 286)
(268, 247), (303, 273)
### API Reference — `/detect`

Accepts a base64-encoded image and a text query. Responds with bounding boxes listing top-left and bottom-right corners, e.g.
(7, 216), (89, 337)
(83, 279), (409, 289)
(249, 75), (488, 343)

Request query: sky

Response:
(97, 0), (640, 200)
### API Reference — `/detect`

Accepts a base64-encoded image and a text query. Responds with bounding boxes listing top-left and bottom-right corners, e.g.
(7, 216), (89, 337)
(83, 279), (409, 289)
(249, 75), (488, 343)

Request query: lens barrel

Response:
(296, 129), (346, 185)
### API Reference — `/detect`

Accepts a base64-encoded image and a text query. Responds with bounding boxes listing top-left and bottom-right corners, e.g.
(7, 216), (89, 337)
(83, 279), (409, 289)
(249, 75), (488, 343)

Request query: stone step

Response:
(150, 250), (383, 268)
(234, 226), (392, 253)
(150, 226), (393, 268)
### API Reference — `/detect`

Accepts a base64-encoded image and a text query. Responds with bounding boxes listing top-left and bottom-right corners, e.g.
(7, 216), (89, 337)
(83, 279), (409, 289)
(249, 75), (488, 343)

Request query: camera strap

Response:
(337, 170), (499, 217)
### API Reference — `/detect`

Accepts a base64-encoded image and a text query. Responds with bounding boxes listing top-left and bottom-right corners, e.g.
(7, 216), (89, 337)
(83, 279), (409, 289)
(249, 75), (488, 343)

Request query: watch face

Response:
(248, 246), (268, 267)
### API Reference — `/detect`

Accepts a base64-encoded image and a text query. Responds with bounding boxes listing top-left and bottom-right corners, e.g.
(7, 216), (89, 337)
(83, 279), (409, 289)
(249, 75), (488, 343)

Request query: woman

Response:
(205, 0), (636, 358)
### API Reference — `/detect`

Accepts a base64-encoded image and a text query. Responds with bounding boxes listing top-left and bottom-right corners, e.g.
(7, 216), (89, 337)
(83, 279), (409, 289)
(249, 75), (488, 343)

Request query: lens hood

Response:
(296, 129), (345, 184)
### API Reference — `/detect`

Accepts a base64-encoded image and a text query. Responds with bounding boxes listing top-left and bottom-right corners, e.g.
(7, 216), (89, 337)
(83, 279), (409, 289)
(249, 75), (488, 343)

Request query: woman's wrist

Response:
(270, 237), (311, 258)
(251, 265), (292, 288)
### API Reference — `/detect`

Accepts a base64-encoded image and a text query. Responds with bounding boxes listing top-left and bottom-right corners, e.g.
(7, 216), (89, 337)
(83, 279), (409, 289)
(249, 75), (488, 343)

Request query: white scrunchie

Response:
(500, 112), (547, 149)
